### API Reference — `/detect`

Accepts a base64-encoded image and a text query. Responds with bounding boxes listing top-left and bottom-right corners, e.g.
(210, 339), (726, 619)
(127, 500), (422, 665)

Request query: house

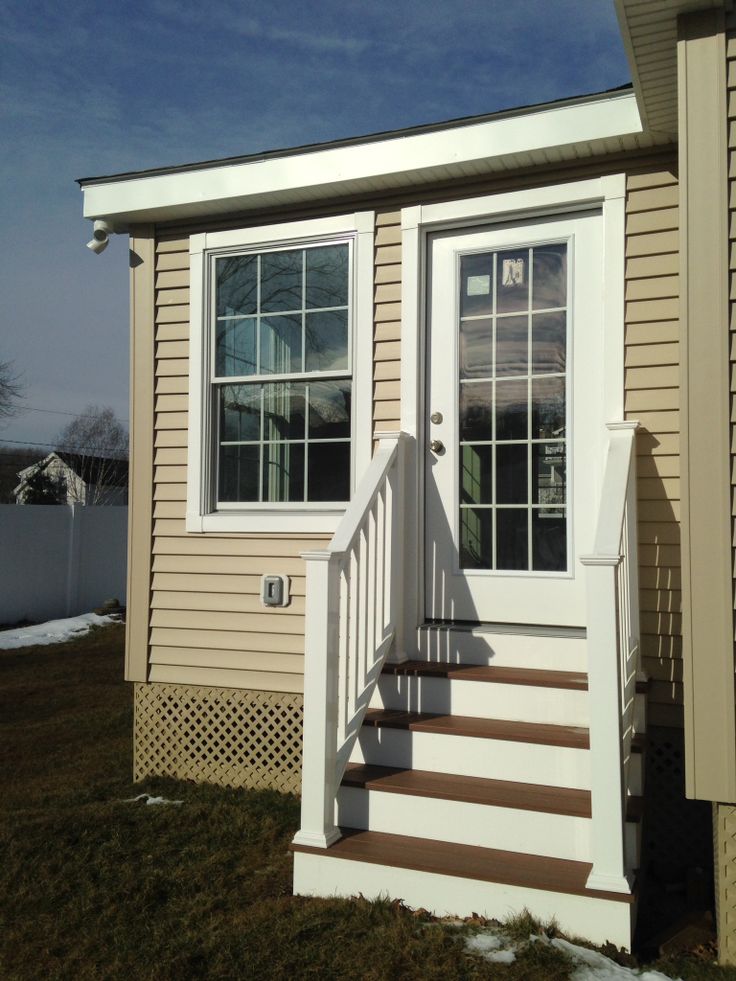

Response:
(77, 0), (736, 957)
(14, 451), (128, 506)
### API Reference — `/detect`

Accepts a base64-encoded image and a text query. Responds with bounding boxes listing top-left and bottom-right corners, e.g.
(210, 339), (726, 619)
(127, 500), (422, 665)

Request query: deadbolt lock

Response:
(430, 411), (443, 425)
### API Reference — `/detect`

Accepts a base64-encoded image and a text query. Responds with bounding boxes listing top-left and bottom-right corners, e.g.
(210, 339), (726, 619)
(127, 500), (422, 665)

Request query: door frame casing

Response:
(398, 176), (626, 652)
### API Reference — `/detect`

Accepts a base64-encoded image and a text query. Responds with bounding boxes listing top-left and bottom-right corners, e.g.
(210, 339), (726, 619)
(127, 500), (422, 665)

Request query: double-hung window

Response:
(187, 213), (375, 533)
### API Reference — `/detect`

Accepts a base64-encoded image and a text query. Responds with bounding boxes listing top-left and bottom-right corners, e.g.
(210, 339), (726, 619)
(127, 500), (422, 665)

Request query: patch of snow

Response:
(465, 931), (517, 964)
(123, 794), (184, 806)
(0, 612), (116, 650)
(464, 930), (682, 980)
(547, 937), (682, 981)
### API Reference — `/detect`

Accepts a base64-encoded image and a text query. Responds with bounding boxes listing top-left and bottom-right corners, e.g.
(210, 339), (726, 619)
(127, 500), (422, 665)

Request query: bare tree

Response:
(54, 404), (129, 505)
(0, 360), (23, 419)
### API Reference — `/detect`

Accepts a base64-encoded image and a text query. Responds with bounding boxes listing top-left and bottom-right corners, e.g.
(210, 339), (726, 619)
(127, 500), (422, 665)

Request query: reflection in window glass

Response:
(263, 443), (304, 502)
(263, 383), (306, 441)
(216, 318), (257, 377)
(496, 445), (527, 505)
(308, 442), (350, 501)
(219, 444), (259, 502)
(261, 250), (302, 312)
(305, 310), (348, 371)
(308, 381), (351, 439)
(260, 315), (302, 375)
(306, 245), (349, 309)
(220, 385), (261, 441)
(533, 510), (567, 571)
(532, 443), (566, 507)
(532, 376), (565, 438)
(217, 255), (257, 317)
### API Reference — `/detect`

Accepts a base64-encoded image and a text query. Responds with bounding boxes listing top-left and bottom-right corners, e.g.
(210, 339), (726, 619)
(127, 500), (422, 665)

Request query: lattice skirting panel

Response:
(714, 804), (736, 964)
(134, 683), (303, 794)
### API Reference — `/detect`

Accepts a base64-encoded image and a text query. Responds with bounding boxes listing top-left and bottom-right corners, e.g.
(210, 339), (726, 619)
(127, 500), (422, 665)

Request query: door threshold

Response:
(422, 620), (586, 640)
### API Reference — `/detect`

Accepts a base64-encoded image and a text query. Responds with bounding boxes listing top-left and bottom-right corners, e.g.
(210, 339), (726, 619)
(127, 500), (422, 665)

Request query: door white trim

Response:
(400, 176), (626, 640)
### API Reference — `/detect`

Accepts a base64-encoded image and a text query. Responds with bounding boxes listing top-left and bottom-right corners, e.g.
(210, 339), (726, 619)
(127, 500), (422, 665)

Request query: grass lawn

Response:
(1, 624), (735, 980)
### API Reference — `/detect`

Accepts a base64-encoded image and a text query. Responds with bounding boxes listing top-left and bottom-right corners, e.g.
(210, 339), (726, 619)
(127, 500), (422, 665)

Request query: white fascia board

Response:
(82, 93), (642, 225)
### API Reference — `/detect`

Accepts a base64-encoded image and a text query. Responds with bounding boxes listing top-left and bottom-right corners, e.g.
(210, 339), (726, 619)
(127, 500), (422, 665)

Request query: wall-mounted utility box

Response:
(261, 574), (290, 608)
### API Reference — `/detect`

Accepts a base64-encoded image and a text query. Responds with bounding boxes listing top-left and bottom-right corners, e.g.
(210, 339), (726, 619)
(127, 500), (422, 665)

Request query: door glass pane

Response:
(460, 507), (493, 569)
(496, 316), (528, 377)
(460, 445), (493, 505)
(460, 382), (492, 440)
(532, 244), (567, 310)
(532, 510), (567, 571)
(496, 249), (529, 314)
(495, 379), (527, 440)
(496, 509), (527, 570)
(460, 253), (493, 318)
(456, 242), (568, 572)
(460, 319), (493, 378)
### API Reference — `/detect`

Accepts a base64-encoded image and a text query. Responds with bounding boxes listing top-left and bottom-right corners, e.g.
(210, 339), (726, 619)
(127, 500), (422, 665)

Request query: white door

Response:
(425, 212), (604, 627)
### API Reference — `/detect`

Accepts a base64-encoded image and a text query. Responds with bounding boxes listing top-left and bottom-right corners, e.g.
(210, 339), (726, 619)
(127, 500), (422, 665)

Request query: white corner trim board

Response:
(81, 94), (642, 224)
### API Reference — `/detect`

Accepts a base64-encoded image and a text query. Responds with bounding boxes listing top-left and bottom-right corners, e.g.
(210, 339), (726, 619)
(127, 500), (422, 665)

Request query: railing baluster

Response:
(293, 433), (406, 850)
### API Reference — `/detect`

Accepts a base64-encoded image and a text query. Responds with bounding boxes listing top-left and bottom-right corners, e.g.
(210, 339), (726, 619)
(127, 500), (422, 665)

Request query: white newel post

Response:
(379, 431), (408, 665)
(580, 555), (631, 894)
(292, 550), (341, 849)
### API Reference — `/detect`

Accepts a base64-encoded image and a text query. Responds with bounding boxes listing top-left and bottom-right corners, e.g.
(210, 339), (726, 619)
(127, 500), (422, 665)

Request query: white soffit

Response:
(615, 0), (729, 138)
(80, 92), (659, 226)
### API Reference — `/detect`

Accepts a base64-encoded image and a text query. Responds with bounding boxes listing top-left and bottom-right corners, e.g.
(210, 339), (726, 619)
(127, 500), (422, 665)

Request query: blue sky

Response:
(0, 0), (630, 450)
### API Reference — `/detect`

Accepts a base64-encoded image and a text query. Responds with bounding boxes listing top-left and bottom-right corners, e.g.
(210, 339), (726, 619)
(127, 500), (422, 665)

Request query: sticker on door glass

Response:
(502, 258), (525, 287)
(466, 275), (491, 296)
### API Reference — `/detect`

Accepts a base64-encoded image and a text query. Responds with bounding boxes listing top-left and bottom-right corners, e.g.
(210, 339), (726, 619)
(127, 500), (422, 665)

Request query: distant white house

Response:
(14, 451), (128, 505)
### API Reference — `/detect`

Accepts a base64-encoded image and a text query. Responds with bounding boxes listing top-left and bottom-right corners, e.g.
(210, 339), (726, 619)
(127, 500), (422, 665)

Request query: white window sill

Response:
(186, 510), (345, 534)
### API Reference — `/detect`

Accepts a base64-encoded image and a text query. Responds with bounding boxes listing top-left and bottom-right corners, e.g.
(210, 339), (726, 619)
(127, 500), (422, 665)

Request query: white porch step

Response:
(292, 830), (636, 949)
(351, 709), (592, 789)
(338, 764), (594, 861)
(373, 663), (590, 726)
(416, 623), (587, 671)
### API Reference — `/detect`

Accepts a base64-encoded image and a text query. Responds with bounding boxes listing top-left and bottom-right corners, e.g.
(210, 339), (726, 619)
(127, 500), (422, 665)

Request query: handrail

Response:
(292, 431), (407, 850)
(580, 420), (640, 894)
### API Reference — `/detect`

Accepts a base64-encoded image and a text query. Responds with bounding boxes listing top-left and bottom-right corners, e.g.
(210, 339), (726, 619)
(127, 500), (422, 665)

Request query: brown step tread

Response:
(363, 708), (590, 749)
(383, 661), (588, 690)
(343, 762), (592, 817)
(291, 828), (635, 904)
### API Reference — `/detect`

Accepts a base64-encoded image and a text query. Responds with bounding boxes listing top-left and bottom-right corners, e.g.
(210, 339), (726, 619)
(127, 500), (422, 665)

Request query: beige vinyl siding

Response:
(624, 167), (682, 726)
(730, 20), (736, 671)
(151, 233), (326, 693)
(374, 211), (402, 432)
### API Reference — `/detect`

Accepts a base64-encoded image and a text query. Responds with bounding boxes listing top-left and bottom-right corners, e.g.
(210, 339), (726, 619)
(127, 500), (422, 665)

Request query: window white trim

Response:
(186, 211), (375, 533)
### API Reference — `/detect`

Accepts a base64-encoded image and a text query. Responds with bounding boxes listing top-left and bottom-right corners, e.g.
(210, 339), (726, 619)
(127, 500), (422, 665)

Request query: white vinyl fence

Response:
(0, 504), (128, 625)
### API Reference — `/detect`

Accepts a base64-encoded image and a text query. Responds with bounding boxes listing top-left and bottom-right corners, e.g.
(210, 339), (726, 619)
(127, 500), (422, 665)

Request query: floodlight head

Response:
(86, 219), (114, 255)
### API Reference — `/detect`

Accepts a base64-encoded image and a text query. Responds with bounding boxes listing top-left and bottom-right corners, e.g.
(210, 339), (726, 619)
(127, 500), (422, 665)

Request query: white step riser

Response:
(293, 852), (635, 950)
(352, 727), (591, 789)
(337, 786), (593, 861)
(415, 629), (587, 671)
(373, 675), (589, 726)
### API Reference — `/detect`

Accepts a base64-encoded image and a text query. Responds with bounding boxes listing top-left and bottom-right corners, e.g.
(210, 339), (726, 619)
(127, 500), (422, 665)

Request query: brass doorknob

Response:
(429, 440), (445, 454)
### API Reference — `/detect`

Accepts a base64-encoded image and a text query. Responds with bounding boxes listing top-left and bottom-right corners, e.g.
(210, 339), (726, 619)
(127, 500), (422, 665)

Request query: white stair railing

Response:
(292, 431), (407, 849)
(580, 421), (641, 893)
